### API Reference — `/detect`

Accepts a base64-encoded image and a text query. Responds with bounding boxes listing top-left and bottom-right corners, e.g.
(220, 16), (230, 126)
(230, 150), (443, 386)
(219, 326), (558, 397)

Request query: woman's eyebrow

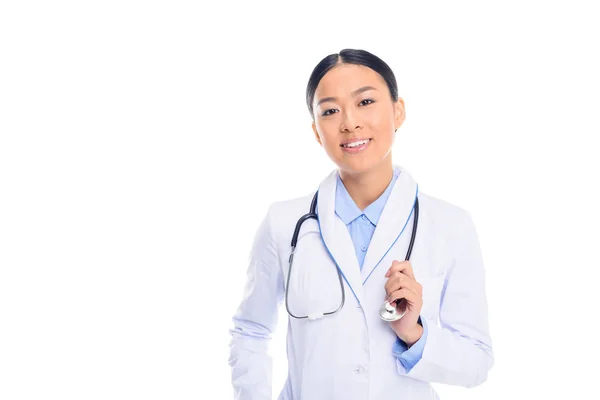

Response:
(316, 86), (378, 108)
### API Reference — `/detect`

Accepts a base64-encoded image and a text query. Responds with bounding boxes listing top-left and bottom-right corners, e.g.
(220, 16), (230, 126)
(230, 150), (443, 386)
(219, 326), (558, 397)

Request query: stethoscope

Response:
(285, 189), (419, 322)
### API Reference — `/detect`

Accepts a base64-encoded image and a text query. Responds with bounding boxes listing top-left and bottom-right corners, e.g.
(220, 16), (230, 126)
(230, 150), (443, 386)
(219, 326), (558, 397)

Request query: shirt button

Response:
(354, 365), (365, 373)
(362, 215), (368, 221)
(361, 245), (367, 252)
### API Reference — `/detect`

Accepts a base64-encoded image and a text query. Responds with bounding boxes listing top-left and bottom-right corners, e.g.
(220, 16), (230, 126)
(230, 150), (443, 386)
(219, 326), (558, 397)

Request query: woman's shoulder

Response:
(262, 191), (317, 233)
(253, 192), (317, 254)
(418, 191), (474, 230)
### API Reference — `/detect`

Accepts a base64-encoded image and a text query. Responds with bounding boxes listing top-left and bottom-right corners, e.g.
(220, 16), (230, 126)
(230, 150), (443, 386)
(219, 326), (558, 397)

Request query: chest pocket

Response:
(285, 230), (344, 319)
(419, 257), (451, 321)
(403, 224), (452, 321)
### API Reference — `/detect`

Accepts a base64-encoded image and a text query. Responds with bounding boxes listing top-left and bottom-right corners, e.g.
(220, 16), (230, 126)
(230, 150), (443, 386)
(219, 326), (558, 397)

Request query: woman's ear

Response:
(394, 97), (406, 132)
(312, 121), (322, 146)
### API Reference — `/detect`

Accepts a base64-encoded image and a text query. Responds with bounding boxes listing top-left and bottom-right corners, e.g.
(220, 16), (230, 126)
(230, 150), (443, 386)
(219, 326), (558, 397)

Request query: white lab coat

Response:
(228, 164), (493, 400)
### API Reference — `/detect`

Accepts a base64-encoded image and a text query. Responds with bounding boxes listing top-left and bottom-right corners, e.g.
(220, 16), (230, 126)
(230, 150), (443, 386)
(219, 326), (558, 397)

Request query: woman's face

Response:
(311, 63), (405, 176)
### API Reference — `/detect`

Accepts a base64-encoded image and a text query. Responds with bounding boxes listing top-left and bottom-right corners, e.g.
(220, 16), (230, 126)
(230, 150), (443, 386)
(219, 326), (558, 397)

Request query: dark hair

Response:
(305, 48), (399, 120)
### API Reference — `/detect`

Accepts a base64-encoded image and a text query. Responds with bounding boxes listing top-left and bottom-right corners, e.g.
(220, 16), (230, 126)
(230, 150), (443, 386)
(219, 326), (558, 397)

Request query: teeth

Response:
(343, 139), (369, 148)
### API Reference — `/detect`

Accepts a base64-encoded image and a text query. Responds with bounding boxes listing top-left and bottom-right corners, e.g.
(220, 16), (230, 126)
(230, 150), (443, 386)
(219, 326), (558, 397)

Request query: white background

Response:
(1, 1), (599, 399)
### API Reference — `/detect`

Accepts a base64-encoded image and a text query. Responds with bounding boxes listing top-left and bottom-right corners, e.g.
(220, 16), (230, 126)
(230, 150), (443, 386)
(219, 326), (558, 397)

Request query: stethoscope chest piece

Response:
(378, 300), (406, 322)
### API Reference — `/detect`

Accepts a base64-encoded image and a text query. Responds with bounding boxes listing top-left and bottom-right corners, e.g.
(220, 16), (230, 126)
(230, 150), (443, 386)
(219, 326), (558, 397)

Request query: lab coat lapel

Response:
(360, 165), (419, 283)
(317, 169), (365, 306)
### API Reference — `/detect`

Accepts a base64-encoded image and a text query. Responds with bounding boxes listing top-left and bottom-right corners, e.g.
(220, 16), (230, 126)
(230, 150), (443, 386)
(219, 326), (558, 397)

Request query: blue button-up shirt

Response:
(334, 166), (428, 372)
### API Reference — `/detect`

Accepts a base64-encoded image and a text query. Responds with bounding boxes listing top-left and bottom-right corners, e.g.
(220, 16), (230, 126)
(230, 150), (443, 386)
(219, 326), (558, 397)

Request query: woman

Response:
(228, 49), (493, 400)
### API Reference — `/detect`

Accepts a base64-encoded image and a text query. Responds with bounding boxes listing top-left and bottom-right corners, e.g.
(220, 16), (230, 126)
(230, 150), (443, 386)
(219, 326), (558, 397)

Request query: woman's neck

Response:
(339, 159), (394, 211)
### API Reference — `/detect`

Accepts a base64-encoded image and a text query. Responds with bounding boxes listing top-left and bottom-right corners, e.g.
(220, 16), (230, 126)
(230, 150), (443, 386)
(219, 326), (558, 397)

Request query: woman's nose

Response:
(340, 110), (362, 132)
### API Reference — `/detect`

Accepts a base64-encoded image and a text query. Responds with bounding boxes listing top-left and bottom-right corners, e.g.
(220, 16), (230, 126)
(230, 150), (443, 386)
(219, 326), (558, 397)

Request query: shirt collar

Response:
(335, 166), (400, 226)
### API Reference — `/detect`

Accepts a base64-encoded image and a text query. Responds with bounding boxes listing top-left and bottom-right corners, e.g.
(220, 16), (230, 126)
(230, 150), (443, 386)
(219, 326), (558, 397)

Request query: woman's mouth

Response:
(340, 138), (372, 154)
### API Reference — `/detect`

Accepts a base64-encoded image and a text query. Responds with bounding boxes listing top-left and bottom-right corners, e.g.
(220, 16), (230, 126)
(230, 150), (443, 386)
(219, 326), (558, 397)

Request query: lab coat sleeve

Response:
(397, 211), (494, 387)
(228, 204), (285, 400)
(392, 316), (428, 372)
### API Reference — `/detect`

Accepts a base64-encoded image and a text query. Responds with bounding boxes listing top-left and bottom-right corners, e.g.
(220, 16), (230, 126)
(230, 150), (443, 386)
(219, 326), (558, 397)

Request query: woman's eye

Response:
(321, 100), (372, 116)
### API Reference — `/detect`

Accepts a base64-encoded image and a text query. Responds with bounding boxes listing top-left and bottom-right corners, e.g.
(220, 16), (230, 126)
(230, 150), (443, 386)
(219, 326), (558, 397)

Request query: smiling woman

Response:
(228, 49), (494, 400)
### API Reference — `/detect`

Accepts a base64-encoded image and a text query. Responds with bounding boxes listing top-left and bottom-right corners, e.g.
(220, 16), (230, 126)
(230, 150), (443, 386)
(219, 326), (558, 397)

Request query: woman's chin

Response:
(338, 158), (378, 175)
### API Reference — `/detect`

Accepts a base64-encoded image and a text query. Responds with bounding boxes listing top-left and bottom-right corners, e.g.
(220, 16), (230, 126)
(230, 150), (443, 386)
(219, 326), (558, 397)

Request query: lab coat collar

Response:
(317, 164), (418, 306)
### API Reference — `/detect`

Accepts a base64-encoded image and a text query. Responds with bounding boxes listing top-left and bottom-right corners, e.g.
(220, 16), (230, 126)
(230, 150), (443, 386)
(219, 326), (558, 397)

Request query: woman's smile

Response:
(340, 138), (372, 154)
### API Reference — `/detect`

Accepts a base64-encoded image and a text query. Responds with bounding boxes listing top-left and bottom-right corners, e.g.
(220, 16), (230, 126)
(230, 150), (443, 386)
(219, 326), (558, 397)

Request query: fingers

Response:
(385, 260), (415, 280)
(384, 271), (422, 297)
(387, 287), (421, 305)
